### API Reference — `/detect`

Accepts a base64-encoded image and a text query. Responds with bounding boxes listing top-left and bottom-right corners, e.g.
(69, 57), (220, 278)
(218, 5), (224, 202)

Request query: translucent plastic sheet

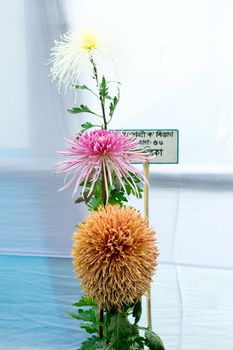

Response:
(1, 256), (233, 350)
(0, 256), (84, 350)
(1, 167), (233, 349)
(0, 169), (86, 257)
(1, 167), (233, 271)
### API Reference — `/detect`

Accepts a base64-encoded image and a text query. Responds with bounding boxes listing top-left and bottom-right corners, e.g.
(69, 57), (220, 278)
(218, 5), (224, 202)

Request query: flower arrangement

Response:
(50, 30), (165, 350)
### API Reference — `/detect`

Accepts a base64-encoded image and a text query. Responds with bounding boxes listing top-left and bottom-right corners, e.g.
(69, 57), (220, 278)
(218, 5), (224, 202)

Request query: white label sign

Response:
(122, 129), (179, 164)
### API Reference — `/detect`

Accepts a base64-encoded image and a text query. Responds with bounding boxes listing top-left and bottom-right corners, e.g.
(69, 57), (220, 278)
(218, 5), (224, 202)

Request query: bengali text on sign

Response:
(121, 129), (179, 164)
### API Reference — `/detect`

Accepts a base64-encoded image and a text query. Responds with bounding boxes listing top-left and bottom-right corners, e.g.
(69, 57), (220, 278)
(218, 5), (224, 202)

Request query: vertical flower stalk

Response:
(88, 54), (108, 203)
(89, 53), (107, 338)
(89, 54), (108, 130)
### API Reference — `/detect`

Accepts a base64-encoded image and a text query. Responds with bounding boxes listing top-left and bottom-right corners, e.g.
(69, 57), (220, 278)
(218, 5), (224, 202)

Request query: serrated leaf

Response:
(69, 296), (99, 335)
(124, 182), (143, 199)
(80, 323), (98, 334)
(129, 324), (144, 349)
(108, 188), (128, 206)
(74, 84), (89, 90)
(109, 87), (120, 118)
(68, 311), (79, 319)
(81, 122), (94, 130)
(87, 195), (103, 211)
(132, 300), (142, 324)
(100, 76), (109, 99)
(109, 96), (119, 117)
(68, 307), (98, 335)
(109, 312), (131, 350)
(72, 308), (96, 322)
(67, 308), (96, 322)
(72, 296), (96, 307)
(68, 105), (100, 116)
(83, 179), (103, 211)
(78, 336), (107, 350)
(128, 172), (141, 184)
(144, 329), (165, 350)
(125, 184), (132, 196)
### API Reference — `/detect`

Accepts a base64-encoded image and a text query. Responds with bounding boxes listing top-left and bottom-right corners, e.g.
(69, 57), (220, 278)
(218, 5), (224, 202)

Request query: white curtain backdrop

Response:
(0, 1), (233, 349)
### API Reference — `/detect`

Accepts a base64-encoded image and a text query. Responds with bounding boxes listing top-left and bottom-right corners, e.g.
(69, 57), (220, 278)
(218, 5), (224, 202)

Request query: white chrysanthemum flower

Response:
(49, 30), (118, 91)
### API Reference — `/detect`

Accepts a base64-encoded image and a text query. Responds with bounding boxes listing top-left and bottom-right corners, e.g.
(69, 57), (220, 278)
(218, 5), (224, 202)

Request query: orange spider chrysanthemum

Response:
(72, 205), (159, 310)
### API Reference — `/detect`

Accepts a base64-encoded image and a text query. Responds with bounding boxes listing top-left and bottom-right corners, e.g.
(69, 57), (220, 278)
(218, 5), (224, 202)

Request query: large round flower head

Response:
(56, 129), (149, 202)
(49, 29), (118, 91)
(72, 205), (158, 310)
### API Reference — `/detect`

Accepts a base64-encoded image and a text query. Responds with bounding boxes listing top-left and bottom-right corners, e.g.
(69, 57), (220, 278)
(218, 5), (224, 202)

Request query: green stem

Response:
(99, 308), (104, 339)
(89, 54), (108, 339)
(89, 54), (107, 129)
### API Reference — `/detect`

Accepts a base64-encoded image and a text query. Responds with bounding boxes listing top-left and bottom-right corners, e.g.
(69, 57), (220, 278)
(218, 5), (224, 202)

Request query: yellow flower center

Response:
(82, 33), (97, 50)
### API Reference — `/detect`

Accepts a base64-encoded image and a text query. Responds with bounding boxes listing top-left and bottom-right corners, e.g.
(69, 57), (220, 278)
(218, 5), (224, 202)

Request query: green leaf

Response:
(74, 84), (89, 90)
(68, 308), (98, 335)
(81, 122), (95, 130)
(72, 295), (96, 307)
(73, 84), (99, 98)
(109, 87), (120, 119)
(80, 323), (98, 334)
(84, 179), (103, 211)
(68, 308), (96, 323)
(100, 76), (109, 100)
(128, 324), (144, 350)
(128, 172), (142, 184)
(132, 300), (142, 324)
(68, 296), (99, 335)
(108, 312), (131, 350)
(124, 182), (143, 199)
(68, 105), (91, 114)
(78, 336), (107, 350)
(108, 188), (128, 206)
(144, 329), (165, 350)
(68, 105), (101, 117)
(87, 195), (103, 211)
(109, 96), (119, 118)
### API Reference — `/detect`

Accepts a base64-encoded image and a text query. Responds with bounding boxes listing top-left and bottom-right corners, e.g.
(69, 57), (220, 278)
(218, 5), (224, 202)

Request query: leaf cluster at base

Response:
(69, 296), (165, 350)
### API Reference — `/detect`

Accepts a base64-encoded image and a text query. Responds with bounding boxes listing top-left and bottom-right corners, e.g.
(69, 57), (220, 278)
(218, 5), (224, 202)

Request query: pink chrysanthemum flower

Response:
(56, 130), (149, 202)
